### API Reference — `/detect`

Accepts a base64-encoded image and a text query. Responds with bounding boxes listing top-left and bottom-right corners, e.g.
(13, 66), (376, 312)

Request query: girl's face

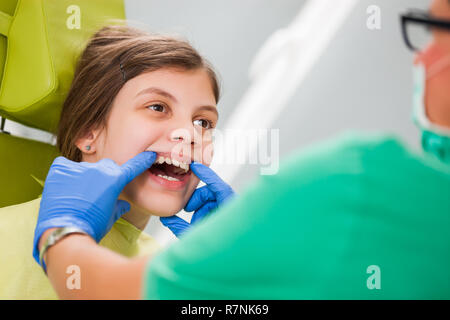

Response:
(80, 68), (218, 216)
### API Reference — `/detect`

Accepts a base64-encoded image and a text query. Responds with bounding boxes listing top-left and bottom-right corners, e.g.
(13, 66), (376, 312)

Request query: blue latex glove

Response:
(32, 151), (157, 266)
(160, 161), (235, 237)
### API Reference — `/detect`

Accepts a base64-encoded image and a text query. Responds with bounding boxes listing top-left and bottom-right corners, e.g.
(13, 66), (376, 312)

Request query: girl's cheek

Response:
(189, 133), (213, 165)
(202, 141), (214, 166)
(204, 129), (215, 165)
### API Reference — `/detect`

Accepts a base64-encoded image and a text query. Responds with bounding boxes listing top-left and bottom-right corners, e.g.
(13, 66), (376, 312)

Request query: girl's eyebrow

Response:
(135, 86), (178, 103)
(197, 105), (219, 119)
(136, 86), (218, 118)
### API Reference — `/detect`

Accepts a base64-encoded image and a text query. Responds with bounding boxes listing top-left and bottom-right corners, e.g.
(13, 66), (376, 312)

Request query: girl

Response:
(0, 24), (224, 299)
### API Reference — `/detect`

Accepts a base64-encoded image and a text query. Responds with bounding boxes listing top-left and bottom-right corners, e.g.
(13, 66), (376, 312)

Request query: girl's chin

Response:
(155, 211), (182, 218)
(135, 202), (184, 217)
(134, 194), (187, 217)
(146, 184), (198, 211)
(123, 175), (199, 217)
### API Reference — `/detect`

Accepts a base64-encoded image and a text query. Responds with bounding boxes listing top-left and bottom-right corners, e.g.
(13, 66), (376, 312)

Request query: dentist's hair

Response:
(57, 24), (221, 162)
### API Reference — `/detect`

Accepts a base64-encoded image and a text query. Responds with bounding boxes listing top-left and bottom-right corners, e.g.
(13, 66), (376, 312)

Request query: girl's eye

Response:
(146, 104), (166, 112)
(193, 119), (214, 129)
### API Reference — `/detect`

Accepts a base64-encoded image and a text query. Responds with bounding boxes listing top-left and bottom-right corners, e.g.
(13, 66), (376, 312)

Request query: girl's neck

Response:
(118, 195), (152, 231)
(121, 205), (151, 231)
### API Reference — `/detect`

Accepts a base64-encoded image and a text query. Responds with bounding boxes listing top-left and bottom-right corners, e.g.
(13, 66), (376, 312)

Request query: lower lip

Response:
(148, 169), (192, 190)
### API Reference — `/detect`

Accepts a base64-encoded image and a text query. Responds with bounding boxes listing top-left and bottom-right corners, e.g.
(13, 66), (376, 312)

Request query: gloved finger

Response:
(120, 151), (157, 185)
(184, 186), (215, 212)
(99, 158), (120, 168)
(113, 200), (131, 220)
(49, 156), (79, 173)
(189, 162), (231, 194)
(52, 156), (73, 166)
(101, 200), (131, 241)
(191, 201), (218, 225)
(160, 215), (190, 238)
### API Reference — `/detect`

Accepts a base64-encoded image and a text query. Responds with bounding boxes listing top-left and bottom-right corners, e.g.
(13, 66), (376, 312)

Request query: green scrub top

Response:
(143, 132), (450, 299)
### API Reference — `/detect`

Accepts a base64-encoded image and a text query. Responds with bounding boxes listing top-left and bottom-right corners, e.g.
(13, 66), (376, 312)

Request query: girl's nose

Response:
(169, 126), (199, 145)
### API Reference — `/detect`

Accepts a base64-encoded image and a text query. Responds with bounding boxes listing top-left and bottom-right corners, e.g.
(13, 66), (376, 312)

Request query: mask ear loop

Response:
(426, 54), (450, 79)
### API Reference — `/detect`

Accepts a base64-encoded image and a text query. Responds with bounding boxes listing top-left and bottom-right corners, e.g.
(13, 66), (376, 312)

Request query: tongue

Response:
(149, 165), (167, 176)
(150, 163), (186, 178)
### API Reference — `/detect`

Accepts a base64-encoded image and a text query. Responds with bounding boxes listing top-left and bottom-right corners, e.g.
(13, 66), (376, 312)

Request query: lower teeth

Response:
(156, 173), (180, 181)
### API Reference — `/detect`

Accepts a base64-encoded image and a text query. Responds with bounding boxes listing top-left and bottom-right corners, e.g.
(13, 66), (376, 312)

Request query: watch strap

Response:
(39, 227), (88, 274)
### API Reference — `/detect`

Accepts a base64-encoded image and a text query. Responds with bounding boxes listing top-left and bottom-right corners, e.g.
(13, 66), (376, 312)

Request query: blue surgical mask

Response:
(412, 63), (450, 164)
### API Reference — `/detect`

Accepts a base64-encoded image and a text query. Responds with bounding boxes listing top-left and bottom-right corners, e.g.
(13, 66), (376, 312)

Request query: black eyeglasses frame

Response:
(401, 10), (450, 52)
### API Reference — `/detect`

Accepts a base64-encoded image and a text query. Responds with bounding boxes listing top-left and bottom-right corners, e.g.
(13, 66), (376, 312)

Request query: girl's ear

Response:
(75, 128), (102, 155)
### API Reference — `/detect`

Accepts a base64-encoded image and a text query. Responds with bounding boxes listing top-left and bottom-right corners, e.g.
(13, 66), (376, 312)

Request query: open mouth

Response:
(149, 155), (191, 182)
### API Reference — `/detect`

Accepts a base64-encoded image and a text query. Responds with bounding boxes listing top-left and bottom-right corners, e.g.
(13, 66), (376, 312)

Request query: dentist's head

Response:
(57, 25), (220, 226)
(404, 0), (450, 163)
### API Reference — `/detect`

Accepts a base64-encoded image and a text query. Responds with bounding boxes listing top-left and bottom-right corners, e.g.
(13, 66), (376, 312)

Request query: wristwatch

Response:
(39, 227), (88, 274)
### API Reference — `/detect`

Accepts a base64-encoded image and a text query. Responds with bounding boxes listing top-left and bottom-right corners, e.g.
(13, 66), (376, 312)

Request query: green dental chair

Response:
(0, 0), (126, 208)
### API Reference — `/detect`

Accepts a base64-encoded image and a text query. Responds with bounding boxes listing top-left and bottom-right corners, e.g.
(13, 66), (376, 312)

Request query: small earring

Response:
(86, 145), (91, 151)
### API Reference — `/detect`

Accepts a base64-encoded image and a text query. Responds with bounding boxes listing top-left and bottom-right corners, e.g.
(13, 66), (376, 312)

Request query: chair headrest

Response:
(0, 0), (125, 133)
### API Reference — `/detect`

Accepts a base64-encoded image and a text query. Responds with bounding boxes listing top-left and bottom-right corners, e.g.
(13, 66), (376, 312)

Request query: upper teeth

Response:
(156, 156), (189, 172)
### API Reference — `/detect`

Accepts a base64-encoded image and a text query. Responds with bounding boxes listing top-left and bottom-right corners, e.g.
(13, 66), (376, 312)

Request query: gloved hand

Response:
(32, 151), (157, 266)
(160, 161), (235, 237)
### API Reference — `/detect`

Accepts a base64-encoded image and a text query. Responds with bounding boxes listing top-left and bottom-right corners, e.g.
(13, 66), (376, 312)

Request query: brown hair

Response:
(57, 25), (221, 162)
